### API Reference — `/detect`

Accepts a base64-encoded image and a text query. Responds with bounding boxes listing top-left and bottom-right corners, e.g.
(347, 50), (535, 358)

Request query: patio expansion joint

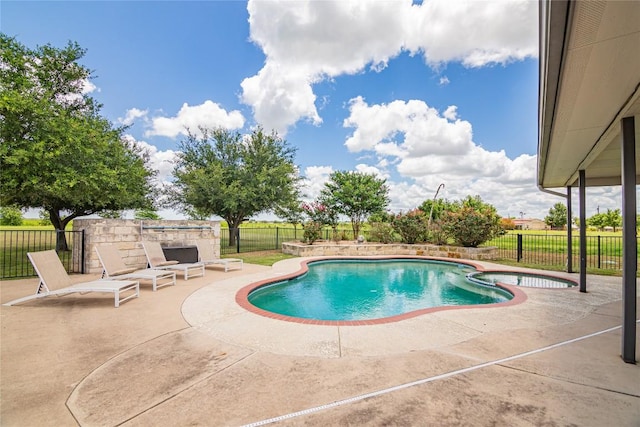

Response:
(116, 349), (258, 426)
(432, 314), (486, 335)
(494, 363), (640, 399)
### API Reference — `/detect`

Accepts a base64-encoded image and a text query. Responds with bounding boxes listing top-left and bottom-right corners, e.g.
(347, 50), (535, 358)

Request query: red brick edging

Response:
(235, 256), (542, 326)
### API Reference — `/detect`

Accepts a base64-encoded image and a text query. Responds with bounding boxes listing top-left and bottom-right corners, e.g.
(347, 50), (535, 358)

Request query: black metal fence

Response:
(219, 227), (633, 272)
(220, 227), (301, 254)
(219, 227), (362, 254)
(486, 233), (631, 270)
(2, 227), (634, 279)
(0, 230), (85, 279)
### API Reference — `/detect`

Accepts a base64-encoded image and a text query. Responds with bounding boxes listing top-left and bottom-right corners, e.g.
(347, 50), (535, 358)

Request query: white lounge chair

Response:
(195, 240), (243, 272)
(95, 244), (176, 291)
(3, 250), (139, 308)
(141, 241), (205, 280)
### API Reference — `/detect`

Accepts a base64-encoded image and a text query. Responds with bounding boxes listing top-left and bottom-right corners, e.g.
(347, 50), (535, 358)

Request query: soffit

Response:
(538, 0), (640, 189)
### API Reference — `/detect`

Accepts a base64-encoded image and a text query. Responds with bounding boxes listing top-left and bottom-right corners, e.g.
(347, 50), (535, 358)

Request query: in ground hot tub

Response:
(467, 271), (577, 289)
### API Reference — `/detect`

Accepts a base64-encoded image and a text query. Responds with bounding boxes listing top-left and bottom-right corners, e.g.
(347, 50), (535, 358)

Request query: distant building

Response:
(513, 218), (547, 231)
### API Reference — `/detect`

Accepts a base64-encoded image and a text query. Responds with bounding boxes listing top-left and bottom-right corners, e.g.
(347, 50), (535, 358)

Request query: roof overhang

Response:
(538, 0), (640, 189)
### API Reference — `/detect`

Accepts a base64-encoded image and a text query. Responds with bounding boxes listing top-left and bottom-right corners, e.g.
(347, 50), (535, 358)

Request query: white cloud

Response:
(242, 0), (537, 132)
(344, 97), (474, 158)
(145, 100), (245, 139)
(119, 108), (148, 126)
(355, 163), (390, 180)
(123, 135), (176, 187)
(439, 76), (450, 86)
(241, 64), (321, 135)
(405, 0), (538, 68)
(442, 105), (457, 121)
(55, 78), (99, 107)
(300, 165), (333, 201)
(341, 97), (575, 219)
(81, 79), (98, 94)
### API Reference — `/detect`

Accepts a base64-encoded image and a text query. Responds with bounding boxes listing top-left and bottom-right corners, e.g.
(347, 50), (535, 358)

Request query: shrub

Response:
(38, 209), (51, 226)
(392, 209), (428, 244)
(368, 211), (395, 223)
(302, 221), (323, 244)
(427, 220), (449, 245)
(0, 206), (23, 226)
(339, 229), (351, 241)
(368, 222), (396, 243)
(302, 201), (333, 225)
(441, 205), (503, 247)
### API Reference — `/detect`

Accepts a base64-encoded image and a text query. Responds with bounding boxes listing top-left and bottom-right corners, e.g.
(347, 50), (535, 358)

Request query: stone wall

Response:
(73, 219), (221, 274)
(281, 241), (497, 260)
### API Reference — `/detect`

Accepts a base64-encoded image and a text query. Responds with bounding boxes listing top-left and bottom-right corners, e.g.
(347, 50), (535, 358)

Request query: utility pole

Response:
(428, 183), (445, 228)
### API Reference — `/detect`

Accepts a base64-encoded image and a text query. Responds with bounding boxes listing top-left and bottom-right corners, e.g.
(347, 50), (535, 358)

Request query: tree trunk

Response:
(225, 216), (244, 248)
(351, 219), (360, 239)
(49, 210), (71, 252)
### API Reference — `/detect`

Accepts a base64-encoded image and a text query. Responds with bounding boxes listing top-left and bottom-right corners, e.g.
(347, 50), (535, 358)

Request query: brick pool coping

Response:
(235, 255), (534, 326)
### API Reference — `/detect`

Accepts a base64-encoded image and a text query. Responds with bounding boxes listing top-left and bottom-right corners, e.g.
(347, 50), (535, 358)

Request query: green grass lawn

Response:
(486, 230), (630, 256)
(224, 251), (297, 266)
(0, 227), (79, 278)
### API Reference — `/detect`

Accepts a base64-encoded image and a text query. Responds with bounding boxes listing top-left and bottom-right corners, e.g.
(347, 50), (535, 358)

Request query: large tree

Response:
(544, 202), (568, 229)
(0, 35), (155, 249)
(171, 126), (300, 246)
(320, 171), (389, 238)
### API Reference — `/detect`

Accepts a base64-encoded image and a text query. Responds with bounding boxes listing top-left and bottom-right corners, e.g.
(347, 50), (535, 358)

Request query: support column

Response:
(621, 116), (637, 364)
(578, 170), (587, 292)
(566, 186), (573, 273)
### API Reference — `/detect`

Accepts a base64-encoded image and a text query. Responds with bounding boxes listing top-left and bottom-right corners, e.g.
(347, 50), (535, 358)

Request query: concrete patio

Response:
(1, 258), (638, 426)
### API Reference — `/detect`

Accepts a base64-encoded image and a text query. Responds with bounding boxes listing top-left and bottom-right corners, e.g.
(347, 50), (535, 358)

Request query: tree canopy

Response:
(588, 209), (622, 231)
(0, 35), (155, 243)
(170, 126), (300, 245)
(544, 202), (567, 229)
(320, 171), (389, 237)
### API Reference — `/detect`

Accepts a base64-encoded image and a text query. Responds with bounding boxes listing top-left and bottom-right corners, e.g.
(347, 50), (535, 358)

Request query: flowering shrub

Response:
(302, 221), (323, 244)
(302, 202), (329, 224)
(441, 205), (503, 247)
(392, 209), (428, 244)
(302, 201), (340, 242)
(427, 220), (449, 245)
(369, 222), (396, 243)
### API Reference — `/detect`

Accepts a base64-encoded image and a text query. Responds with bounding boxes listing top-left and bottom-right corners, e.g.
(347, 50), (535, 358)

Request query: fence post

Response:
(517, 234), (523, 262)
(597, 235), (601, 269)
(276, 227), (279, 250)
(81, 229), (86, 274)
(55, 229), (63, 253)
(236, 228), (241, 253)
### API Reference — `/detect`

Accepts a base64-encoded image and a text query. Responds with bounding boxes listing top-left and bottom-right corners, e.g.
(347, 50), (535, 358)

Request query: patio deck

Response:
(1, 258), (638, 426)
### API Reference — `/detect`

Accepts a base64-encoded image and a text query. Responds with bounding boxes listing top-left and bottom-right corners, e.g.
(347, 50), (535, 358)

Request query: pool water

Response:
(248, 259), (513, 321)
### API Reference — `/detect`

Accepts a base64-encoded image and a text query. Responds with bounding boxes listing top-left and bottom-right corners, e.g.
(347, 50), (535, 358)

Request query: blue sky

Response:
(2, 0), (623, 220)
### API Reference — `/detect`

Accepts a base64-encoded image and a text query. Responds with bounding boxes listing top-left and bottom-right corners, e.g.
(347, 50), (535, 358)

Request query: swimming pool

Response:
(246, 259), (516, 322)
